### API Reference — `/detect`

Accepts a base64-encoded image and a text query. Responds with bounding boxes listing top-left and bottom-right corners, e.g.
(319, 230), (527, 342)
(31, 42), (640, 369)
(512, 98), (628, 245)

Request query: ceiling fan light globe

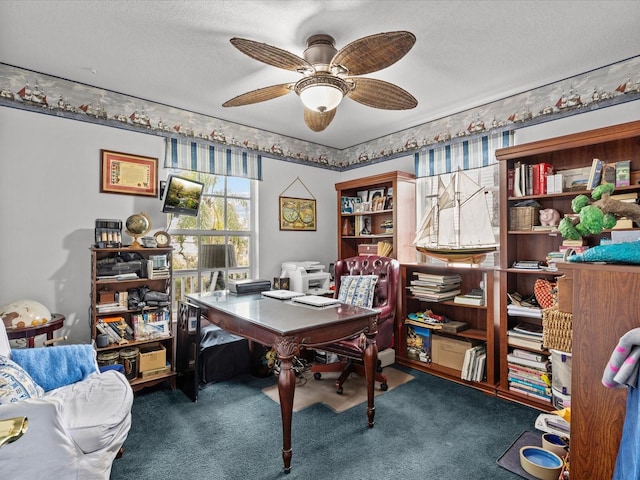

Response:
(299, 84), (343, 112)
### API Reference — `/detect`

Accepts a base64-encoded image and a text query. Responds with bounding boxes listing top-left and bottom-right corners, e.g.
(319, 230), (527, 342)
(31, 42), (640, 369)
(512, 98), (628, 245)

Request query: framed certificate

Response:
(100, 150), (158, 197)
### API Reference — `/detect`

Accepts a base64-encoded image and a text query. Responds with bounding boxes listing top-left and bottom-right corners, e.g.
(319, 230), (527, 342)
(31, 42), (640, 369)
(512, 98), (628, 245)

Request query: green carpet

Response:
(110, 365), (539, 479)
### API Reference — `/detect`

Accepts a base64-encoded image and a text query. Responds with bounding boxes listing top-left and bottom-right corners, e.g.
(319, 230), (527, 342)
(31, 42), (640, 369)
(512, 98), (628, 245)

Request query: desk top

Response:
(186, 292), (378, 337)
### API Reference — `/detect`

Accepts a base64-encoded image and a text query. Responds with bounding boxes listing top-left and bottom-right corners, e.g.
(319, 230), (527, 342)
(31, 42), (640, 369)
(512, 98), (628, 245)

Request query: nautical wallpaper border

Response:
(1, 55), (639, 171)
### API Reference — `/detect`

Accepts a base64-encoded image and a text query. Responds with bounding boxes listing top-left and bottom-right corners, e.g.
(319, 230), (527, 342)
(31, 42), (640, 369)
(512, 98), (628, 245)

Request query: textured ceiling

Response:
(1, 0), (639, 150)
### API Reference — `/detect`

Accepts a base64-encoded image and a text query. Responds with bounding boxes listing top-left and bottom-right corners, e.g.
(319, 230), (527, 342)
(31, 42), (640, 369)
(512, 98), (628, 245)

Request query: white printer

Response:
(281, 261), (332, 295)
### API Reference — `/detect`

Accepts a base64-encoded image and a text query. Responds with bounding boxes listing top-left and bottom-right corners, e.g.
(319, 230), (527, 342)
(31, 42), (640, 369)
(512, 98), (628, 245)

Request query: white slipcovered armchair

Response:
(0, 320), (133, 479)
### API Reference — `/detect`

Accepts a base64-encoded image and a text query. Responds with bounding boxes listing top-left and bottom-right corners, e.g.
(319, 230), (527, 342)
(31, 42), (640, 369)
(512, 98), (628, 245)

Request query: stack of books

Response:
(512, 260), (543, 270)
(507, 303), (542, 319)
(461, 343), (487, 382)
(507, 348), (552, 403)
(507, 322), (544, 350)
(559, 237), (589, 255)
(407, 272), (462, 302)
(147, 261), (170, 279)
(454, 288), (485, 306)
(96, 291), (128, 313)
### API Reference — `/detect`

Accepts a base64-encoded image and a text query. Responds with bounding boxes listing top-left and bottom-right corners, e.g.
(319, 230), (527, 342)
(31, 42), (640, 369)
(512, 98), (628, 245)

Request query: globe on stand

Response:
(125, 212), (152, 249)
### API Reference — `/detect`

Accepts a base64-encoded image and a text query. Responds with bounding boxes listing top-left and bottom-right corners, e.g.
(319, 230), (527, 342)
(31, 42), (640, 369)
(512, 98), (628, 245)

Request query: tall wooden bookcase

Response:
(496, 120), (640, 480)
(90, 246), (176, 392)
(335, 171), (415, 263)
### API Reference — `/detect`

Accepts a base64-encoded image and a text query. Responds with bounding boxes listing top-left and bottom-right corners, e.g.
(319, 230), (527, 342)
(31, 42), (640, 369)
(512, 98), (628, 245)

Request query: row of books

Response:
(461, 343), (486, 382)
(132, 310), (171, 341)
(507, 348), (552, 403)
(586, 158), (631, 190)
(407, 272), (462, 302)
(509, 161), (555, 197)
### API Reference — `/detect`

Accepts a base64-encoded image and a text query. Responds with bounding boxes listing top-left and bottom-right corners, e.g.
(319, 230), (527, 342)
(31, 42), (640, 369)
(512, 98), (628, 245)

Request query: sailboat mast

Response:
(455, 172), (461, 248)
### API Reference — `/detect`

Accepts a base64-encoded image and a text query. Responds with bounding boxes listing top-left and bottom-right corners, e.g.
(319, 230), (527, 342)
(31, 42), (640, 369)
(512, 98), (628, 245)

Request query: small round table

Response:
(6, 314), (65, 348)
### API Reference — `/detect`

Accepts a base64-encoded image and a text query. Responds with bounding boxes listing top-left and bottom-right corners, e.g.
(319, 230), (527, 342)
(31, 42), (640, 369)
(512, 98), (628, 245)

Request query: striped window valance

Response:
(164, 138), (262, 180)
(414, 130), (513, 178)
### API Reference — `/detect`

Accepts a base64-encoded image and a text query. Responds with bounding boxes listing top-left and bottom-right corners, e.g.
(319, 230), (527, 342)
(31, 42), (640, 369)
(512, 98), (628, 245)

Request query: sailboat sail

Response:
(414, 169), (497, 261)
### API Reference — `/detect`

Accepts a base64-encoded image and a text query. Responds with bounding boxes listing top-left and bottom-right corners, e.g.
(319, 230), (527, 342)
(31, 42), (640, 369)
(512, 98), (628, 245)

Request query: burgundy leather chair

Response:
(311, 255), (400, 394)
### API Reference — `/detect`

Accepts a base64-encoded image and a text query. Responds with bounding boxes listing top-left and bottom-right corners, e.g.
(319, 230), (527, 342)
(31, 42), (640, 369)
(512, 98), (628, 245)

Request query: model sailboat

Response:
(414, 169), (497, 264)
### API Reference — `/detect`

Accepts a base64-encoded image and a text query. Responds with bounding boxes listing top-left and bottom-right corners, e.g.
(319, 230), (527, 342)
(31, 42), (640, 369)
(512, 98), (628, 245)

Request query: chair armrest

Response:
(376, 305), (394, 323)
(0, 397), (82, 474)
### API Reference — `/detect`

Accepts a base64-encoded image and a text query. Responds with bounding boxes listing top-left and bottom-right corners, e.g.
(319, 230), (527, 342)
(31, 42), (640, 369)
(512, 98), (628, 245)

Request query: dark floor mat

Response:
(497, 430), (542, 480)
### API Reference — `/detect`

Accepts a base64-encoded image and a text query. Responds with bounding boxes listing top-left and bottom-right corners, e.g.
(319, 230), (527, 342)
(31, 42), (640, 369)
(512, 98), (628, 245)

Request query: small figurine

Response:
(540, 208), (561, 226)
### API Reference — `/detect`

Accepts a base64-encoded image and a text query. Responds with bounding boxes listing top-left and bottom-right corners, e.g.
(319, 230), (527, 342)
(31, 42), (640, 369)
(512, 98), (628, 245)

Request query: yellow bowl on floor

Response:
(519, 446), (563, 480)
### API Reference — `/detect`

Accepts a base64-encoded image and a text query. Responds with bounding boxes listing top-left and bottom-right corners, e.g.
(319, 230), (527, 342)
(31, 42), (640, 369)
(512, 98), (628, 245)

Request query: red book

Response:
(507, 168), (515, 197)
(533, 163), (554, 195)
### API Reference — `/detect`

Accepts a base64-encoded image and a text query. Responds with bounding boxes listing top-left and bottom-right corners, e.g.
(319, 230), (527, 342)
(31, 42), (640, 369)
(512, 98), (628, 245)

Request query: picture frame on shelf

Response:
(340, 196), (361, 214)
(100, 150), (158, 197)
(359, 215), (372, 235)
(356, 190), (369, 203)
(368, 188), (386, 211)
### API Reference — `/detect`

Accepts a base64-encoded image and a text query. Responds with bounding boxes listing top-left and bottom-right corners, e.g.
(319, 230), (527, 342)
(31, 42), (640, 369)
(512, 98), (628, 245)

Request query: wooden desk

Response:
(5, 314), (65, 348)
(186, 292), (379, 474)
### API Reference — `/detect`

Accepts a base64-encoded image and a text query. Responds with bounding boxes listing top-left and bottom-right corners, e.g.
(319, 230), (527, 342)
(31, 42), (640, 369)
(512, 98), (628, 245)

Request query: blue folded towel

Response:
(11, 344), (97, 392)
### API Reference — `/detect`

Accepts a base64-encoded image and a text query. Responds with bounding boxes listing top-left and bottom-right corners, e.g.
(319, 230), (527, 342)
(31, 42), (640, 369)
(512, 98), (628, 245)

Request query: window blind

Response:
(165, 138), (262, 180)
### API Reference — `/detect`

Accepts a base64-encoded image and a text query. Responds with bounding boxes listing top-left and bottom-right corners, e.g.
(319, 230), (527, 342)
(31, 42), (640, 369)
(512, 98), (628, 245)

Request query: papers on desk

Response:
(290, 295), (340, 308)
(261, 290), (305, 300)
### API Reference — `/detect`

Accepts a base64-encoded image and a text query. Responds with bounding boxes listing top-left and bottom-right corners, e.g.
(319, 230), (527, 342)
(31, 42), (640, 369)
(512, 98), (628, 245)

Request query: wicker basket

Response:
(542, 306), (573, 353)
(509, 206), (538, 231)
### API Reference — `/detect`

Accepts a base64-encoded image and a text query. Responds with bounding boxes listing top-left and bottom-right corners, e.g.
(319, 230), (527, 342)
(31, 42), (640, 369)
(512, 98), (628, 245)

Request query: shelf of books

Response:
(496, 120), (640, 410)
(396, 264), (498, 394)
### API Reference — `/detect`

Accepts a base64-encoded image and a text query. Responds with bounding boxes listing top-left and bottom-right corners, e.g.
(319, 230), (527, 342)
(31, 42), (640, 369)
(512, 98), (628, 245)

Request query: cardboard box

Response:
(431, 335), (476, 371)
(138, 343), (167, 372)
(357, 243), (378, 255)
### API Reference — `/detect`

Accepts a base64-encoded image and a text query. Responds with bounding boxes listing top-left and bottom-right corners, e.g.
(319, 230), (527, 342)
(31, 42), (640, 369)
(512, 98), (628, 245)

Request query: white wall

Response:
(515, 101), (639, 144)
(0, 108), (168, 343)
(258, 157), (341, 282)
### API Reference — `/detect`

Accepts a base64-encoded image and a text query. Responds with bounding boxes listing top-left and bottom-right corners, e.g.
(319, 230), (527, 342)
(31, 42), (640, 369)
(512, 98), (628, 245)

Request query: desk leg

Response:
(364, 320), (379, 428)
(276, 337), (297, 474)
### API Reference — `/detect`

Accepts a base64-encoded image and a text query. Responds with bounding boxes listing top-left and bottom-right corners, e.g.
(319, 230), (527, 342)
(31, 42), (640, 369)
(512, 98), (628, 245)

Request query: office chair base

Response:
(312, 361), (388, 394)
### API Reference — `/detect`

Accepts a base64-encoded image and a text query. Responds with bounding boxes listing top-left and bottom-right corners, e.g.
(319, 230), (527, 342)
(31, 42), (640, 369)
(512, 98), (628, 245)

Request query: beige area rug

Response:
(261, 366), (414, 413)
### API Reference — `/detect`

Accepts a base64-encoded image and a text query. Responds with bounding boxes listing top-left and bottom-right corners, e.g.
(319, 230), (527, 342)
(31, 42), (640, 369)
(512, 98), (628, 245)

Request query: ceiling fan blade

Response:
(331, 31), (416, 76)
(230, 37), (313, 73)
(346, 77), (417, 110)
(223, 83), (293, 107)
(304, 107), (336, 132)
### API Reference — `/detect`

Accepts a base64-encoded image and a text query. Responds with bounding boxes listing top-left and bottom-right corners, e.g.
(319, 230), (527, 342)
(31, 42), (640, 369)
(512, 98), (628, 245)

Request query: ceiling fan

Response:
(222, 31), (418, 132)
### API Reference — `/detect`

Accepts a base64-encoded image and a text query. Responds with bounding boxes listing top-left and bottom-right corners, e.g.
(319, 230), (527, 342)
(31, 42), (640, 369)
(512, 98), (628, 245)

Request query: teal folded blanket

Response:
(11, 344), (97, 392)
(568, 241), (640, 264)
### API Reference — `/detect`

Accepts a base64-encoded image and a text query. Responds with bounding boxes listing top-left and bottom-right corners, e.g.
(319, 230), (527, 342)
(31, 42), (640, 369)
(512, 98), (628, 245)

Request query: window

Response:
(166, 170), (257, 307)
